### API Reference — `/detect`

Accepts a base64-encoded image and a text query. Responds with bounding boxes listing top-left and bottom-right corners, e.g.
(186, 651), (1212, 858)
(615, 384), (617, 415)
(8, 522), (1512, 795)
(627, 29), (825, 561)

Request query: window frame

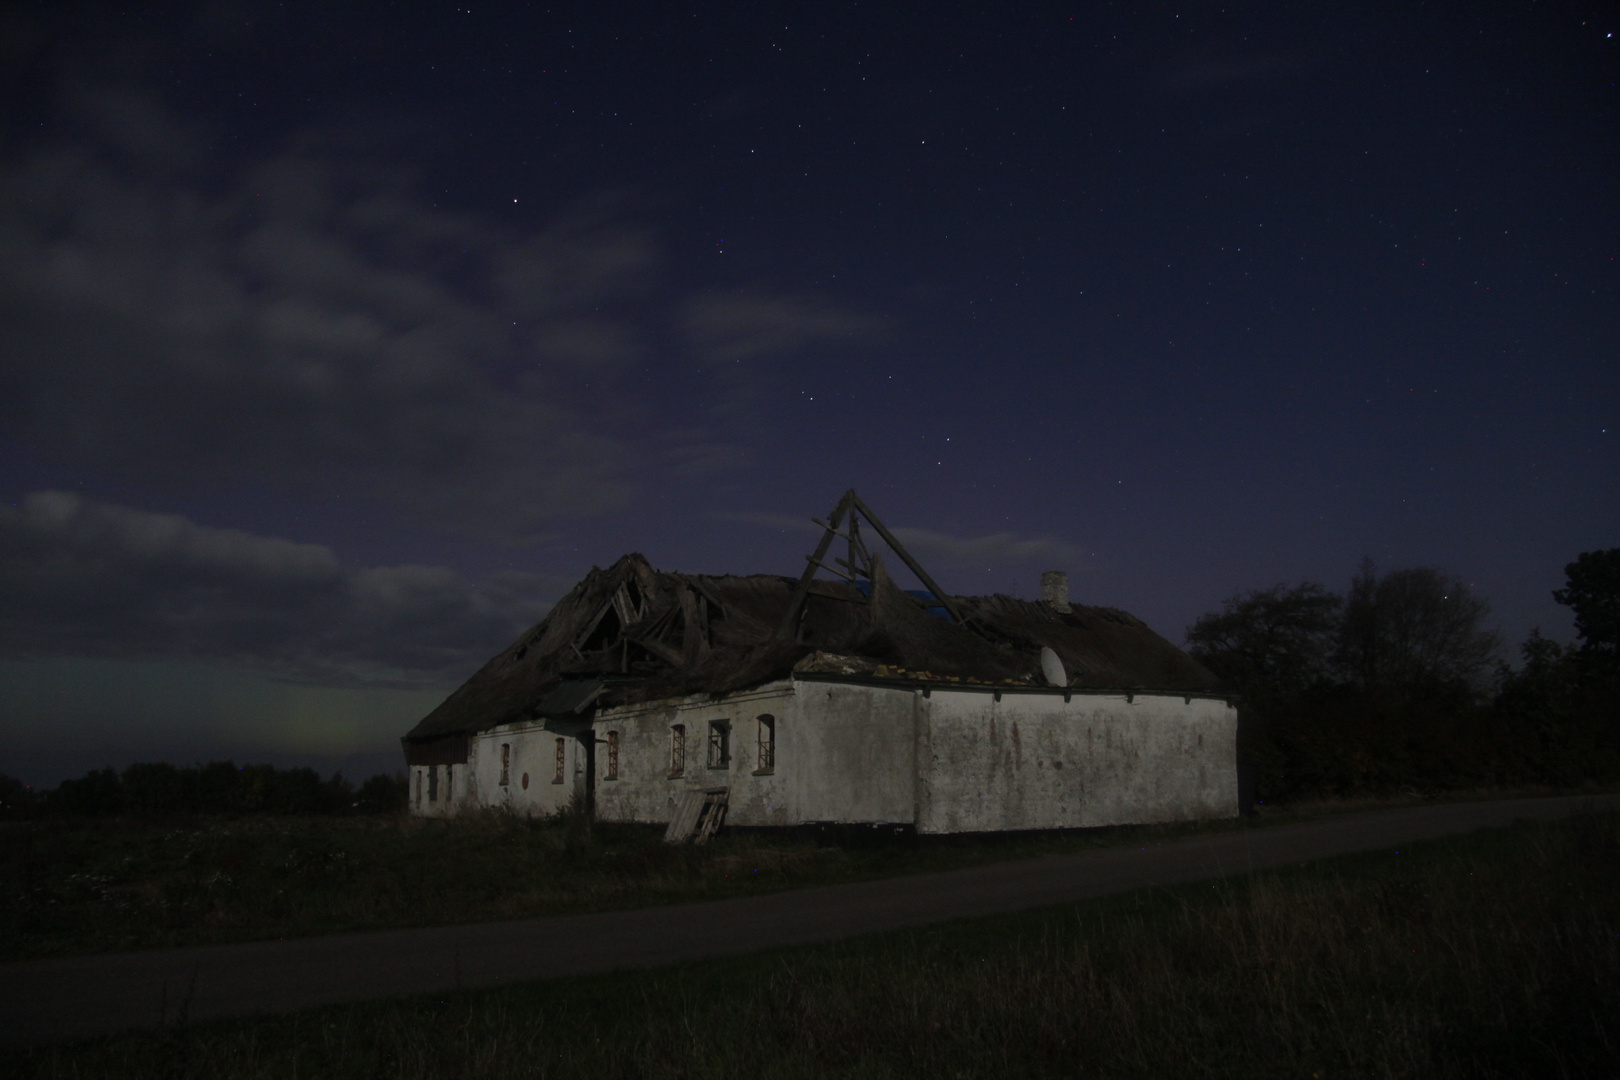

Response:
(606, 730), (620, 780)
(754, 714), (775, 775)
(670, 724), (686, 777)
(553, 738), (566, 784)
(707, 720), (730, 770)
(499, 743), (510, 787)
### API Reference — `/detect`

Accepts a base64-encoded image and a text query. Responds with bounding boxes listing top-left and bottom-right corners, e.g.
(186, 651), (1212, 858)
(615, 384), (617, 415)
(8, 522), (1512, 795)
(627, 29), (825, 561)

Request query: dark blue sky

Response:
(1, 1), (1615, 785)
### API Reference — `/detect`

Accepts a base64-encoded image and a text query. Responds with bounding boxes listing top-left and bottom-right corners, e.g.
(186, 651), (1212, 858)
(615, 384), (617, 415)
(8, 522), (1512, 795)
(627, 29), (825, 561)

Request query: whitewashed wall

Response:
(411, 677), (1237, 832)
(409, 762), (477, 818)
(590, 683), (796, 827)
(915, 689), (1238, 833)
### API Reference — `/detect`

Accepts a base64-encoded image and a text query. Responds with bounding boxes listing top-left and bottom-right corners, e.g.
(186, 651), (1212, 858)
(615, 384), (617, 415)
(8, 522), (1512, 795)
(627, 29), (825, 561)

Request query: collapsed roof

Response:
(404, 491), (1221, 747)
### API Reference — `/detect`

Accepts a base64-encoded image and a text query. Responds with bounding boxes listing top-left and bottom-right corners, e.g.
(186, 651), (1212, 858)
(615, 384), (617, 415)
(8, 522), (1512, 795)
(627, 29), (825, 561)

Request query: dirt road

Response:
(3, 793), (1614, 1045)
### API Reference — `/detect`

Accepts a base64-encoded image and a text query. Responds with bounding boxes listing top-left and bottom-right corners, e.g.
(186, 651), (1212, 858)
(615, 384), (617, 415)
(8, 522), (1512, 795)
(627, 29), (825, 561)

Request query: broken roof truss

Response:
(776, 488), (967, 637)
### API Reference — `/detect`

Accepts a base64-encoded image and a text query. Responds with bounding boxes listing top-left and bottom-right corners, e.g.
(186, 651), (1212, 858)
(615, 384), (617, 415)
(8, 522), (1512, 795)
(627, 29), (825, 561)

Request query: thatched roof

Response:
(404, 551), (1221, 745)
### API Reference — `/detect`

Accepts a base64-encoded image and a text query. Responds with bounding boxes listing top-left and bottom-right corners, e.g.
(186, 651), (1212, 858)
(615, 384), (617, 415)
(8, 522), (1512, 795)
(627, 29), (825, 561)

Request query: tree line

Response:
(0, 761), (407, 819)
(1187, 549), (1620, 801)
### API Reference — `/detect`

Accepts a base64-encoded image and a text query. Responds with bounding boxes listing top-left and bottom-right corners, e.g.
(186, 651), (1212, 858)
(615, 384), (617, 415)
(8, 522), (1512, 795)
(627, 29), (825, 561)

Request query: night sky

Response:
(2, 2), (1615, 786)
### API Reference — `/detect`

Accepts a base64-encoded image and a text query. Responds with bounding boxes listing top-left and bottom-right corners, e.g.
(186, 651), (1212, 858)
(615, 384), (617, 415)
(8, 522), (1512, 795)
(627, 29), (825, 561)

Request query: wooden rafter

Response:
(773, 489), (966, 638)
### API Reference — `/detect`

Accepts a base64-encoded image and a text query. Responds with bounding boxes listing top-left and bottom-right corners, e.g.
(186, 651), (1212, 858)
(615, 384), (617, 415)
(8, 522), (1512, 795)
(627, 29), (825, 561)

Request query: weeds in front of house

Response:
(1, 794), (1308, 962)
(17, 811), (1620, 1079)
(4, 787), (1613, 962)
(0, 809), (846, 960)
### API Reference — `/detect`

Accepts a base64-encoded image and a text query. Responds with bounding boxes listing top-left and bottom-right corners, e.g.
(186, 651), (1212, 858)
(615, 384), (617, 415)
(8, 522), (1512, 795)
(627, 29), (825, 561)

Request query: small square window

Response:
(670, 724), (686, 776)
(707, 721), (730, 769)
(606, 731), (620, 780)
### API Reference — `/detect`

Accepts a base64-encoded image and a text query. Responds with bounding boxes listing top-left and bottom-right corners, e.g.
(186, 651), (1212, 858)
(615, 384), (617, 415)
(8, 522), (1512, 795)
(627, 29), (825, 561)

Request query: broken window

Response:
(427, 765), (438, 802)
(756, 714), (775, 774)
(606, 731), (620, 780)
(553, 738), (566, 784)
(670, 724), (686, 776)
(499, 743), (510, 787)
(707, 721), (730, 769)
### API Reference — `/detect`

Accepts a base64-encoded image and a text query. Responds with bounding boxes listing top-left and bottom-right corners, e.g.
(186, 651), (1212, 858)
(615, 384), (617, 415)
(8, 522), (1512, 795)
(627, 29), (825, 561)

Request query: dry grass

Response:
(17, 811), (1619, 1078)
(2, 805), (1281, 960)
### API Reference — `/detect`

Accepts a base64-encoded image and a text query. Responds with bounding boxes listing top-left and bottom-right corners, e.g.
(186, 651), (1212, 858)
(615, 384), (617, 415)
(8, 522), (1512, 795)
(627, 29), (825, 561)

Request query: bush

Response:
(0, 773), (36, 819)
(44, 767), (124, 816)
(356, 773), (408, 814)
(35, 762), (380, 818)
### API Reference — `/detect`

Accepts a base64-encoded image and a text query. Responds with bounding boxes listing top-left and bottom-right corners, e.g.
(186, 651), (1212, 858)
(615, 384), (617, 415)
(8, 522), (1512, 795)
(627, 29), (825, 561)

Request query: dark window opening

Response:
(606, 731), (620, 780)
(707, 721), (730, 769)
(670, 724), (686, 776)
(578, 606), (622, 654)
(427, 765), (438, 802)
(499, 743), (510, 787)
(553, 738), (566, 783)
(755, 714), (775, 774)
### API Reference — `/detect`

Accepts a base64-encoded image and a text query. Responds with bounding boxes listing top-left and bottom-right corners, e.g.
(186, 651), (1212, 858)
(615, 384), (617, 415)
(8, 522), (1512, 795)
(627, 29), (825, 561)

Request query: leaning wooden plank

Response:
(694, 789), (729, 845)
(663, 789), (707, 843)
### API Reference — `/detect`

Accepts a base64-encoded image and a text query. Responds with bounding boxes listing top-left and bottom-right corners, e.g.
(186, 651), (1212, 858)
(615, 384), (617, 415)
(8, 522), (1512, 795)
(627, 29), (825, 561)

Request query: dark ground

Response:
(3, 792), (1615, 1046)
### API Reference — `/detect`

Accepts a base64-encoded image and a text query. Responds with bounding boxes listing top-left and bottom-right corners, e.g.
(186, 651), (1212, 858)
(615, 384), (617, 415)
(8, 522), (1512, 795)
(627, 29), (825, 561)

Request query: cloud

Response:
(1154, 43), (1306, 95)
(683, 292), (881, 363)
(712, 511), (822, 534)
(0, 492), (557, 686)
(0, 87), (655, 540)
(719, 511), (1086, 573)
(888, 527), (1087, 572)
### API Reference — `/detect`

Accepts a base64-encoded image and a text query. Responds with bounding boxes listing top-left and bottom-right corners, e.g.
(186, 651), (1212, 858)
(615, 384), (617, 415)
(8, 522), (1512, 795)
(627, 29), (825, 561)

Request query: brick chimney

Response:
(1041, 571), (1071, 613)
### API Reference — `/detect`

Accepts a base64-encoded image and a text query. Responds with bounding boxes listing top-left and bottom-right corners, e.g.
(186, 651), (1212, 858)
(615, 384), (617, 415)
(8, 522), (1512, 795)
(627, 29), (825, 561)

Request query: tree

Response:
(1185, 582), (1342, 704)
(1553, 548), (1620, 674)
(1335, 561), (1500, 693)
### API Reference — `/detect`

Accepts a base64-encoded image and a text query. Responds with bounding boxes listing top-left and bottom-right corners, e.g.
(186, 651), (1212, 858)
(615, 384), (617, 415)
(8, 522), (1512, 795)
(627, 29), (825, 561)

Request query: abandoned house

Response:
(401, 490), (1237, 835)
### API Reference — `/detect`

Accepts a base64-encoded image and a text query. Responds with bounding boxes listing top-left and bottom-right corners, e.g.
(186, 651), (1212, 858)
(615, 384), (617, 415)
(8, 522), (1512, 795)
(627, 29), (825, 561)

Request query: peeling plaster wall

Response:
(917, 689), (1239, 833)
(411, 678), (1237, 832)
(590, 683), (796, 827)
(464, 723), (576, 817)
(408, 762), (477, 818)
(789, 681), (919, 825)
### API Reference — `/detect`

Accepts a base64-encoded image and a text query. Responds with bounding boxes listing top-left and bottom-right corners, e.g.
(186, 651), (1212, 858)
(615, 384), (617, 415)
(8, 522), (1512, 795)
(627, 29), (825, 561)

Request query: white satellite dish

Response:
(1040, 646), (1067, 687)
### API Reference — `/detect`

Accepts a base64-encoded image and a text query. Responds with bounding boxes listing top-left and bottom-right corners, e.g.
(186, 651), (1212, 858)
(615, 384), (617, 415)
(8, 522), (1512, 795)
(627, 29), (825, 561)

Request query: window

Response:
(553, 738), (566, 783)
(499, 743), (510, 787)
(707, 721), (730, 769)
(427, 765), (438, 802)
(670, 724), (686, 776)
(755, 714), (775, 774)
(415, 769), (423, 807)
(606, 731), (620, 780)
(446, 766), (453, 802)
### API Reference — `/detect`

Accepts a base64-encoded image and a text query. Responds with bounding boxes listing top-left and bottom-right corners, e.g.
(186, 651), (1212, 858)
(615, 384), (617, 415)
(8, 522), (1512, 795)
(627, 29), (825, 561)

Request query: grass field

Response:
(1, 802), (1277, 961)
(15, 809), (1618, 1078)
(1, 787), (1603, 962)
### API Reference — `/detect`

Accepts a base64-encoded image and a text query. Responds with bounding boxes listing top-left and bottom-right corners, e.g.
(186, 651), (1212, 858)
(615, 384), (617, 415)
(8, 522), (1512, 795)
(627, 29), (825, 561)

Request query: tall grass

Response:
(8, 798), (1359, 961)
(19, 812), (1619, 1078)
